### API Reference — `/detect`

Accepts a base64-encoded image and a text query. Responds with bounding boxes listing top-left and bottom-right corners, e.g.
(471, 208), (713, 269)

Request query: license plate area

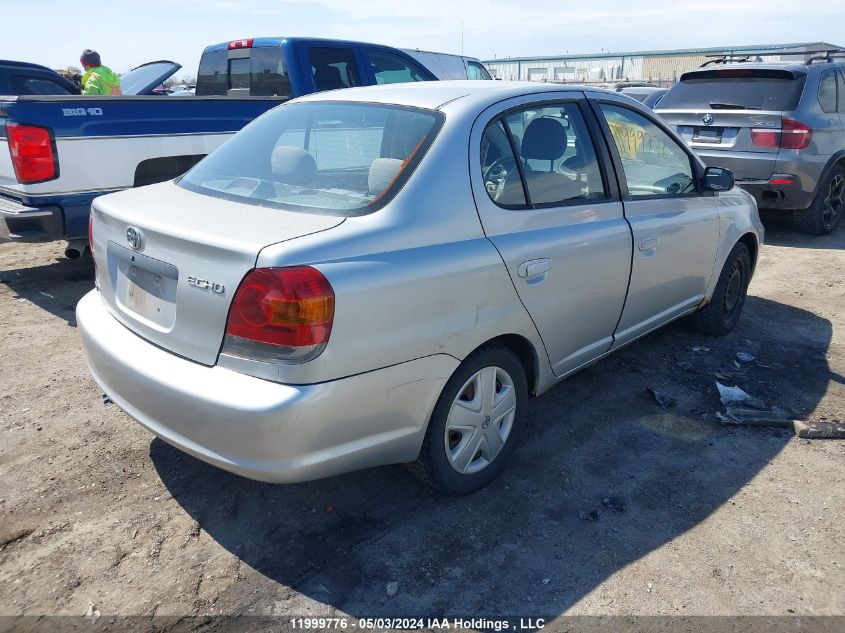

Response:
(692, 127), (723, 143)
(108, 242), (178, 330)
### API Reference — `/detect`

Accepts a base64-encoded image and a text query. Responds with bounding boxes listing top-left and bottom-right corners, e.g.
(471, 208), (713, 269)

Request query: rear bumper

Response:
(0, 194), (63, 241)
(737, 177), (815, 211)
(0, 189), (118, 242)
(77, 290), (457, 483)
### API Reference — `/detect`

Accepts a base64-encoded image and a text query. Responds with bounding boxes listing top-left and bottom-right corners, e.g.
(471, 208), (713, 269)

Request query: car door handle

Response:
(638, 236), (659, 253)
(518, 258), (551, 278)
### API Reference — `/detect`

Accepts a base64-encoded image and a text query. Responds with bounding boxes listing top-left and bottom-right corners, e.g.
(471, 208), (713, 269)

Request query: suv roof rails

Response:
(700, 49), (845, 68)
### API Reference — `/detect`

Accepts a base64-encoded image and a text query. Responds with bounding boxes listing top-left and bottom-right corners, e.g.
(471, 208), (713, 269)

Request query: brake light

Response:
(223, 266), (334, 364)
(780, 118), (812, 150)
(228, 39), (254, 50)
(751, 119), (812, 150)
(7, 123), (58, 184)
(750, 128), (780, 148)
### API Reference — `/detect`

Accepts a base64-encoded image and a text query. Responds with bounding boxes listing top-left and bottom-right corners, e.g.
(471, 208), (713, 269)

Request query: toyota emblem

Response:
(702, 113), (714, 125)
(126, 226), (143, 250)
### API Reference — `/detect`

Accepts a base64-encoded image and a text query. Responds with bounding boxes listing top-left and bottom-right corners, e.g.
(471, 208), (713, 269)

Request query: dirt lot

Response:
(0, 217), (843, 627)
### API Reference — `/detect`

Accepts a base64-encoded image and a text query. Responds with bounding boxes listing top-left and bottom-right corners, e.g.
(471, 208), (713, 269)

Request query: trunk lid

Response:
(120, 61), (181, 95)
(91, 181), (344, 365)
(657, 109), (783, 180)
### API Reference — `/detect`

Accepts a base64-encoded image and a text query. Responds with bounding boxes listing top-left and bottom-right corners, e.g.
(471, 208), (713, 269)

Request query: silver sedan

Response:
(78, 81), (764, 493)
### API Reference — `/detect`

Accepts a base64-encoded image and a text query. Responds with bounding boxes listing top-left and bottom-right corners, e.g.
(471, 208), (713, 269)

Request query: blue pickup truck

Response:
(0, 37), (449, 256)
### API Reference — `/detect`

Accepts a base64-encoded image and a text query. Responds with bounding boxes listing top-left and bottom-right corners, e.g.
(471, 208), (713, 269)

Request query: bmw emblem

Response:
(126, 226), (143, 250)
(702, 113), (714, 125)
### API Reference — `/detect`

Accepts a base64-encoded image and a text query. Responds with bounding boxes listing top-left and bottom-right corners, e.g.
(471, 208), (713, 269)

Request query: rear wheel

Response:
(793, 164), (845, 235)
(689, 242), (751, 336)
(408, 344), (527, 494)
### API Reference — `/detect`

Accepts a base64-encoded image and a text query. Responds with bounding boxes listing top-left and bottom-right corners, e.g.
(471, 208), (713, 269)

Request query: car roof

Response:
(292, 80), (604, 110)
(0, 59), (59, 72)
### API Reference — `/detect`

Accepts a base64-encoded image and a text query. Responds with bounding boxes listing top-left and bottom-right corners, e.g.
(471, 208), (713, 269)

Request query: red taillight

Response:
(223, 267), (334, 363)
(7, 123), (57, 184)
(751, 119), (812, 151)
(750, 128), (780, 148)
(228, 39), (254, 50)
(780, 118), (812, 150)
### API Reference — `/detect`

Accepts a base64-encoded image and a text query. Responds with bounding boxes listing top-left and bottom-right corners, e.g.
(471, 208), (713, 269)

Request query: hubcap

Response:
(445, 366), (516, 475)
(822, 174), (844, 229)
(722, 262), (743, 317)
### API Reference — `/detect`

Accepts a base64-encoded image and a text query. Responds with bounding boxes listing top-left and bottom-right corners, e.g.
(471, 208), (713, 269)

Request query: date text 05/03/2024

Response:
(289, 617), (546, 630)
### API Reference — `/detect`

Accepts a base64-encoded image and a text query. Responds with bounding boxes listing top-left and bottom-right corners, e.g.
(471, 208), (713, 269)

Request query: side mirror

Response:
(702, 166), (734, 192)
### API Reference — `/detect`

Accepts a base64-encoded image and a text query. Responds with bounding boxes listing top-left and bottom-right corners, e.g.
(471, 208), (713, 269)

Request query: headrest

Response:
(521, 118), (567, 161)
(314, 65), (345, 91)
(271, 145), (316, 186)
(368, 158), (404, 195)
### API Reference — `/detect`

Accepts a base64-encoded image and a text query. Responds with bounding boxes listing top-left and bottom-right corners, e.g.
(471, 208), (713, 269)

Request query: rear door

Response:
(593, 95), (720, 346)
(470, 94), (632, 376)
(657, 67), (807, 180)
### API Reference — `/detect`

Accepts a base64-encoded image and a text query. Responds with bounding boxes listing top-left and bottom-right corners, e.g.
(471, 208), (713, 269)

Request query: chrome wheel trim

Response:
(444, 366), (516, 475)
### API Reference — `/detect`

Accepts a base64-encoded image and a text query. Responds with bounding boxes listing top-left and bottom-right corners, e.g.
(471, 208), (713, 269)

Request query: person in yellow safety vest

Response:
(79, 49), (122, 95)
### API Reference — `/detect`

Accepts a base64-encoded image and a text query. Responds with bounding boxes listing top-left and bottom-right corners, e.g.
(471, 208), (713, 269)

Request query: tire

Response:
(689, 242), (751, 336)
(793, 164), (845, 235)
(408, 344), (528, 494)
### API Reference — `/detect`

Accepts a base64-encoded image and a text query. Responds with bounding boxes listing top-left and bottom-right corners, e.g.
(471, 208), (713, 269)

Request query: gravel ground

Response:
(0, 216), (843, 627)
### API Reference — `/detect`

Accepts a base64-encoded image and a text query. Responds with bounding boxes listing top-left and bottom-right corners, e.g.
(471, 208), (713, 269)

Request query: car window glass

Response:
(480, 120), (527, 206)
(466, 61), (491, 80)
(228, 58), (250, 90)
(180, 102), (440, 214)
(819, 72), (837, 113)
(11, 75), (73, 95)
(369, 51), (429, 84)
(196, 49), (227, 95)
(309, 47), (360, 92)
(250, 47), (291, 97)
(838, 70), (845, 113)
(502, 104), (606, 205)
(600, 103), (697, 198)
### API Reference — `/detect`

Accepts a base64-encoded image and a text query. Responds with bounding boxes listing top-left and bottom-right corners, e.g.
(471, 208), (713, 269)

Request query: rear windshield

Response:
(196, 47), (291, 97)
(658, 73), (806, 111)
(178, 102), (442, 215)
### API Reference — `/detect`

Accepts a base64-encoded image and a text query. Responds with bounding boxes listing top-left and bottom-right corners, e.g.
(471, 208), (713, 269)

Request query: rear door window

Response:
(658, 71), (806, 111)
(368, 51), (430, 85)
(309, 47), (360, 92)
(819, 71), (838, 113)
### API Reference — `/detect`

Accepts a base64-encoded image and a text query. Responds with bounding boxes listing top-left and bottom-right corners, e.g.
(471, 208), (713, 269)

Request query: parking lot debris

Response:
(101, 394), (113, 406)
(716, 382), (763, 408)
(602, 497), (626, 513)
(793, 419), (845, 439)
(715, 382), (792, 427)
(736, 352), (754, 364)
(386, 581), (399, 597)
(692, 346), (710, 352)
(647, 387), (677, 409)
(85, 602), (101, 622)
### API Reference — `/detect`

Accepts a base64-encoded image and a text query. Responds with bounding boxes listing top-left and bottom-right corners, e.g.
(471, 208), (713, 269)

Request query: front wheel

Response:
(689, 242), (751, 336)
(408, 344), (528, 494)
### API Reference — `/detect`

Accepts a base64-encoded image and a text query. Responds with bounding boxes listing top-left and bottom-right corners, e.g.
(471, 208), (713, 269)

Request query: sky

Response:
(3, 0), (845, 79)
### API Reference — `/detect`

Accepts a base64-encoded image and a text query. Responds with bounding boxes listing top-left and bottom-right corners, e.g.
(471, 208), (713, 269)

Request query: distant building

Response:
(483, 42), (842, 86)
